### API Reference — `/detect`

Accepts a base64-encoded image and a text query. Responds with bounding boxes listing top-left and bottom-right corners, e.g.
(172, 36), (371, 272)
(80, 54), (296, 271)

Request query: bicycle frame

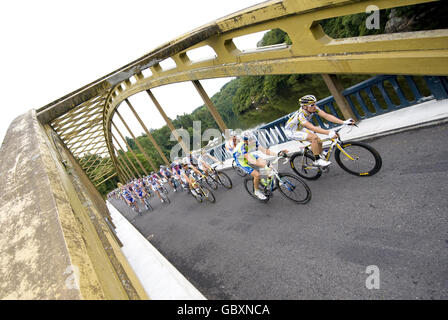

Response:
(299, 124), (356, 168)
(259, 156), (287, 192)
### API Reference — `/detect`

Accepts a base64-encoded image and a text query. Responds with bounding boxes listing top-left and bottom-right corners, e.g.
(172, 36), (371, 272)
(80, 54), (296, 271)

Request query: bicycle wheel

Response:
(205, 175), (218, 190)
(334, 141), (382, 176)
(190, 189), (203, 203)
(243, 176), (271, 203)
(200, 186), (216, 203)
(161, 192), (171, 204)
(215, 171), (232, 189)
(277, 173), (312, 204)
(233, 159), (247, 177)
(290, 151), (322, 180)
(144, 199), (153, 211)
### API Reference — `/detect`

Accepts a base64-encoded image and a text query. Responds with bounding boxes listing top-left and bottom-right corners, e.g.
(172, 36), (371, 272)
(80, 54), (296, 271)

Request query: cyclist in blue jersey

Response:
(133, 179), (151, 210)
(118, 183), (141, 214)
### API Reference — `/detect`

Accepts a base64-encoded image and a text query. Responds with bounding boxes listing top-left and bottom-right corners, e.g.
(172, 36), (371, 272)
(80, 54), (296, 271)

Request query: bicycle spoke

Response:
(278, 174), (311, 204)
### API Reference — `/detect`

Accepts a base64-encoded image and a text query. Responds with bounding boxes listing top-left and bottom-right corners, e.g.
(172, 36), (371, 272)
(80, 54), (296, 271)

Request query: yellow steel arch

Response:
(35, 0), (447, 187)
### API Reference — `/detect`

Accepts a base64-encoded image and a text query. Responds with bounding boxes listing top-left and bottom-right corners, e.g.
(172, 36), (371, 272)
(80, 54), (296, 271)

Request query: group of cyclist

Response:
(108, 94), (356, 209)
(226, 94), (355, 200)
(108, 147), (227, 213)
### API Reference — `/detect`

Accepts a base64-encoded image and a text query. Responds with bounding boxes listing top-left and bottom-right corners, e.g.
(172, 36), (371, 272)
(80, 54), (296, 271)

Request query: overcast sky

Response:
(0, 0), (266, 148)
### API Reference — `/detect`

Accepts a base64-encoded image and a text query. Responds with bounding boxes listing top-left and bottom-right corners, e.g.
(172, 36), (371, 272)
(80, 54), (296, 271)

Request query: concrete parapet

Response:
(0, 110), (148, 300)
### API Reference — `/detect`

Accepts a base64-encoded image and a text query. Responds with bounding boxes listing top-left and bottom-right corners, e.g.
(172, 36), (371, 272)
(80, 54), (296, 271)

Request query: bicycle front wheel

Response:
(205, 175), (218, 190)
(215, 171), (232, 189)
(190, 189), (203, 203)
(161, 192), (171, 204)
(290, 151), (322, 180)
(334, 141), (382, 176)
(277, 173), (312, 204)
(201, 186), (216, 203)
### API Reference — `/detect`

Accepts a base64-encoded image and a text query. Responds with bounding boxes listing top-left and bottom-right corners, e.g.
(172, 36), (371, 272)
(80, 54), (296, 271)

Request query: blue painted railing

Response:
(210, 75), (448, 160)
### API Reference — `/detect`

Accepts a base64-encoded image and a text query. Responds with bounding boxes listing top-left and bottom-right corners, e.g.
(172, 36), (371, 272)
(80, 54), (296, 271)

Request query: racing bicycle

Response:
(188, 175), (216, 203)
(203, 164), (233, 189)
(289, 124), (382, 180)
(244, 152), (312, 204)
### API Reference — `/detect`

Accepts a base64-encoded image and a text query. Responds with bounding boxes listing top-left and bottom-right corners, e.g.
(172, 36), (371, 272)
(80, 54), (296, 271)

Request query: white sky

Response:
(0, 0), (267, 148)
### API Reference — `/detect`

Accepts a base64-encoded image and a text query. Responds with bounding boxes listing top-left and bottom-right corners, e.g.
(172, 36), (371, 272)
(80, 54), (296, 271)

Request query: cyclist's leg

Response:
(155, 187), (163, 200)
(167, 175), (174, 188)
(305, 131), (323, 158)
(250, 169), (261, 191)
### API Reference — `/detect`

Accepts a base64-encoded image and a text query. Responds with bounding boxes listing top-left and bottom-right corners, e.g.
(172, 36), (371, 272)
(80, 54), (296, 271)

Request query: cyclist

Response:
(186, 151), (206, 181)
(197, 148), (223, 176)
(159, 165), (174, 190)
(234, 131), (288, 200)
(118, 182), (141, 214)
(180, 161), (201, 197)
(149, 172), (166, 203)
(225, 130), (240, 155)
(284, 94), (355, 167)
(133, 179), (151, 210)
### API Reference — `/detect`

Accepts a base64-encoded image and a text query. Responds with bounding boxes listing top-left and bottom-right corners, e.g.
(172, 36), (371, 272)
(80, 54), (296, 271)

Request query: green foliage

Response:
(258, 28), (291, 46)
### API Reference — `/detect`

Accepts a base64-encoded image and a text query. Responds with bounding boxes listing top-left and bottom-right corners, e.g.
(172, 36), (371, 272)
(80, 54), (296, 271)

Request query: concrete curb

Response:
(106, 201), (207, 300)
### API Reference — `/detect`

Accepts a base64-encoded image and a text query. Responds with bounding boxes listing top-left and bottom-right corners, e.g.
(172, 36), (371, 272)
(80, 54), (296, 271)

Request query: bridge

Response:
(0, 0), (447, 299)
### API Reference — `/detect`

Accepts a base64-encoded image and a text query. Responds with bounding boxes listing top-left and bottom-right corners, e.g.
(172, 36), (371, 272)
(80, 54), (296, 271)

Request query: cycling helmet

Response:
(299, 94), (317, 107)
(242, 130), (256, 141)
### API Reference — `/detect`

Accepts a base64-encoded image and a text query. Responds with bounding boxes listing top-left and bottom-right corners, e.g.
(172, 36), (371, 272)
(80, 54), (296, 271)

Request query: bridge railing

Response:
(209, 74), (448, 160)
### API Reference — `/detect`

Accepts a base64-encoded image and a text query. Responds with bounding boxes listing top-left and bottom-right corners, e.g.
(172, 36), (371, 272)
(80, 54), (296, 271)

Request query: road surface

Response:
(110, 123), (448, 299)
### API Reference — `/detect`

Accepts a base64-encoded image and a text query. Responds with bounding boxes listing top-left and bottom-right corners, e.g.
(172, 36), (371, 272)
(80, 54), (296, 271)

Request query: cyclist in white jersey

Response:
(149, 172), (165, 203)
(197, 148), (223, 174)
(284, 94), (355, 167)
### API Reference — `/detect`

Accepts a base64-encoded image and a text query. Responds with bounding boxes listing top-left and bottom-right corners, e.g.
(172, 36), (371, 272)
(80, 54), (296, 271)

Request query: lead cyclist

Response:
(284, 94), (355, 167)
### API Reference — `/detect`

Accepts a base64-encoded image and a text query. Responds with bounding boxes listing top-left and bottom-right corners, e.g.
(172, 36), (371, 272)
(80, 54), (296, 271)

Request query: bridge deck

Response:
(109, 115), (448, 299)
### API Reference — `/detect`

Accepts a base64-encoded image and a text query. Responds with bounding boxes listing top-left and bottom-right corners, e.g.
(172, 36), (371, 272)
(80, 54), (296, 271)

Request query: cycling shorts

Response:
(235, 154), (259, 175)
(284, 128), (312, 141)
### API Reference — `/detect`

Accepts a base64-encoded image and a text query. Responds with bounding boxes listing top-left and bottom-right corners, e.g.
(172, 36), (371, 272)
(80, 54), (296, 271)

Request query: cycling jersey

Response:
(233, 140), (259, 174)
(161, 168), (172, 178)
(122, 189), (135, 203)
(284, 107), (321, 132)
(172, 164), (181, 175)
(133, 183), (144, 198)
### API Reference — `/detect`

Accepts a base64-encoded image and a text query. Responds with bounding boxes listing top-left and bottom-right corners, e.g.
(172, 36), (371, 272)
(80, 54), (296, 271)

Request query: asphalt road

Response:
(110, 123), (448, 299)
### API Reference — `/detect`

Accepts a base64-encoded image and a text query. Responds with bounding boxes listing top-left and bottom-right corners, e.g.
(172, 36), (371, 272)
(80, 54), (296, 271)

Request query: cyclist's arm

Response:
(208, 154), (221, 163)
(302, 120), (332, 135)
(181, 172), (192, 185)
(316, 109), (344, 125)
(200, 158), (210, 168)
(257, 145), (277, 157)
